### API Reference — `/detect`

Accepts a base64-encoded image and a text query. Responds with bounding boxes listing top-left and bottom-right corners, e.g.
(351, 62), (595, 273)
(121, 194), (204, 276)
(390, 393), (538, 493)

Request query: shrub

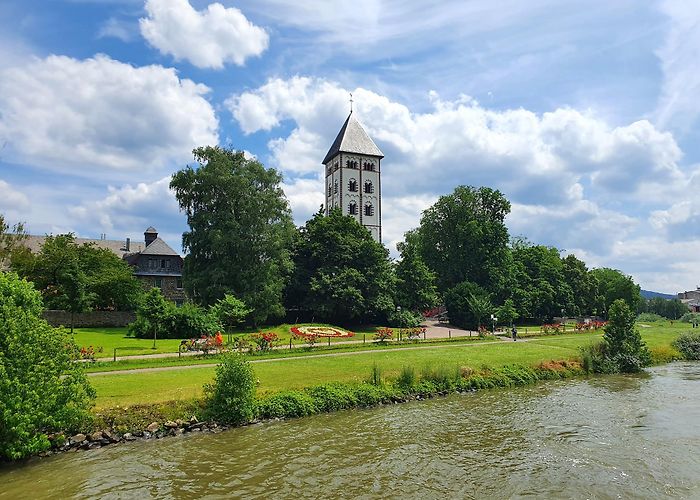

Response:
(305, 384), (358, 412)
(672, 331), (700, 360)
(250, 332), (279, 352)
(203, 354), (256, 425)
(368, 363), (383, 386)
(256, 391), (316, 419)
(374, 328), (393, 343)
(636, 312), (665, 322)
(0, 272), (95, 460)
(131, 294), (221, 339)
(680, 312), (700, 324)
(387, 309), (423, 328)
(420, 364), (460, 391)
(649, 345), (683, 364)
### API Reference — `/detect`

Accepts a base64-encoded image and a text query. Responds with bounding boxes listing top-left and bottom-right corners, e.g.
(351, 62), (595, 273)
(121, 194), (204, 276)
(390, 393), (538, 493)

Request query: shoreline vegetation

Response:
(4, 320), (692, 464)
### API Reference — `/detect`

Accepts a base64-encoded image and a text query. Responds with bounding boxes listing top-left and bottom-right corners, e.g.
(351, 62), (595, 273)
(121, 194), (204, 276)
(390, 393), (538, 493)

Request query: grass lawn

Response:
(87, 321), (689, 409)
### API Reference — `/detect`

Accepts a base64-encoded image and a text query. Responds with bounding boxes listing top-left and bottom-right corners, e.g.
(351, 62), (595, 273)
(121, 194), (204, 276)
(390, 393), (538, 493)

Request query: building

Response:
(323, 111), (384, 243)
(678, 288), (700, 312)
(20, 227), (185, 304)
(123, 227), (186, 305)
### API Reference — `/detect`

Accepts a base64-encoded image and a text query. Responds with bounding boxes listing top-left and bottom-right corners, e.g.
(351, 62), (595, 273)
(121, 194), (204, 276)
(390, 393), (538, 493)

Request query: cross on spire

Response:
(349, 92), (353, 113)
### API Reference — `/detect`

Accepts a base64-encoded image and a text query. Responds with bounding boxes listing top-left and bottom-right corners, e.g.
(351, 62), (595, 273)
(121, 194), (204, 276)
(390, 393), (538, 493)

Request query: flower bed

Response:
(290, 326), (355, 339)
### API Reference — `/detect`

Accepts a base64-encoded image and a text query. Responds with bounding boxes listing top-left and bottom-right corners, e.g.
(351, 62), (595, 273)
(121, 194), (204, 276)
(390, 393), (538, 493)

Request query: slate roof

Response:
(322, 112), (384, 164)
(139, 237), (180, 256)
(144, 226), (158, 234)
(21, 235), (143, 256)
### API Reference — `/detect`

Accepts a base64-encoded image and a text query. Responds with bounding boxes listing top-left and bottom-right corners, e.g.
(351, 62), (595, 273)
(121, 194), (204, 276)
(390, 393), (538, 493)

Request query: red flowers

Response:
(250, 332), (279, 352)
(374, 328), (393, 342)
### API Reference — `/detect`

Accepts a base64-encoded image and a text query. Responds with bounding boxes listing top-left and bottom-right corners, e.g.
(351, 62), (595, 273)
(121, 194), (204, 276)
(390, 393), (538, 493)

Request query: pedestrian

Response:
(511, 326), (517, 341)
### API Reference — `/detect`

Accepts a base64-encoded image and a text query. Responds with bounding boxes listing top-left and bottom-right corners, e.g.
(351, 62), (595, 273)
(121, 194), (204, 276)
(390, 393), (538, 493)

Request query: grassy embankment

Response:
(89, 321), (686, 409)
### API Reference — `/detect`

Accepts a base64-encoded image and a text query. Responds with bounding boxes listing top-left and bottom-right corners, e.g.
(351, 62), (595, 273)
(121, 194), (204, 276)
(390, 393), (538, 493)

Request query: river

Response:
(1, 363), (699, 499)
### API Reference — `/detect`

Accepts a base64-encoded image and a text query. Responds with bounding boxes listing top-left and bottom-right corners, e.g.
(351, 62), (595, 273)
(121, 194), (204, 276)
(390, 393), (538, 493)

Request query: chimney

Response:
(144, 226), (158, 247)
(125, 237), (131, 251)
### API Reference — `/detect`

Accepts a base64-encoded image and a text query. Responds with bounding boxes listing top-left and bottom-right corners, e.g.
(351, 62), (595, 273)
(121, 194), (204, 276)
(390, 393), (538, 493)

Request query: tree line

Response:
(0, 146), (655, 330)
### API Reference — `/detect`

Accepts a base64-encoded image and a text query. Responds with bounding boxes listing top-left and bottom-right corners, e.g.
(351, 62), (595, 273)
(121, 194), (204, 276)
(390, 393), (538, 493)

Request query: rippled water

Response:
(1, 363), (699, 499)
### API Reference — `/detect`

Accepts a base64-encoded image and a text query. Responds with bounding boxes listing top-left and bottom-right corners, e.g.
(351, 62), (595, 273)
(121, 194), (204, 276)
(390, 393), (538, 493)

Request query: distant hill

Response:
(641, 289), (676, 300)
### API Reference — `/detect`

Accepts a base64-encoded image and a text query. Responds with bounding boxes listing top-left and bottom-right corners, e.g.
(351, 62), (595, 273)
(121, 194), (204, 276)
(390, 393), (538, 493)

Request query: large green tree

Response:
(561, 254), (597, 316)
(287, 208), (394, 323)
(601, 299), (650, 372)
(590, 267), (641, 317)
(444, 281), (491, 330)
(416, 186), (512, 298)
(0, 272), (95, 460)
(170, 146), (295, 324)
(394, 230), (439, 313)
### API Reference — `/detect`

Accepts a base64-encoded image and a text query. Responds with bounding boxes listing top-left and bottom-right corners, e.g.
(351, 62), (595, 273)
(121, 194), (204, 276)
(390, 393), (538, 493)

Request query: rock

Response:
(88, 442), (101, 450)
(146, 422), (160, 433)
(175, 419), (184, 428)
(100, 438), (111, 446)
(164, 421), (178, 429)
(123, 433), (136, 441)
(103, 430), (120, 443)
(172, 428), (184, 436)
(69, 434), (86, 445)
(191, 428), (201, 433)
(189, 415), (198, 424)
(89, 431), (104, 442)
(143, 431), (152, 439)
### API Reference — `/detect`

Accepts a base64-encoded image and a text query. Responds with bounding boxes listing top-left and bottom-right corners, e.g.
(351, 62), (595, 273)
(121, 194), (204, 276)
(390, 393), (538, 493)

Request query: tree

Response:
(417, 186), (512, 299)
(601, 299), (650, 372)
(444, 281), (491, 330)
(638, 297), (687, 320)
(0, 272), (95, 460)
(394, 230), (438, 312)
(495, 299), (519, 326)
(170, 146), (295, 324)
(561, 254), (596, 316)
(210, 294), (252, 338)
(287, 208), (395, 323)
(78, 246), (142, 311)
(136, 287), (171, 347)
(590, 268), (641, 317)
(0, 214), (27, 265)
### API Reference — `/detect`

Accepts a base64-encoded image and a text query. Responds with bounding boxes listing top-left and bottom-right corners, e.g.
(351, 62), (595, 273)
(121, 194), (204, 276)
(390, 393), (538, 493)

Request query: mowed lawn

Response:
(88, 322), (687, 409)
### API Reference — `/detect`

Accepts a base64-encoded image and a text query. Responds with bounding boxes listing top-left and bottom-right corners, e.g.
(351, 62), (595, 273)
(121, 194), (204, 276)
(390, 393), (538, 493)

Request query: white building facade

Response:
(323, 112), (384, 243)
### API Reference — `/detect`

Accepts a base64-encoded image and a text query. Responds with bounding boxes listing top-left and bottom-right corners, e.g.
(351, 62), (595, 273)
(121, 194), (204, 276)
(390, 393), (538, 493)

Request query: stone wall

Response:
(42, 310), (136, 328)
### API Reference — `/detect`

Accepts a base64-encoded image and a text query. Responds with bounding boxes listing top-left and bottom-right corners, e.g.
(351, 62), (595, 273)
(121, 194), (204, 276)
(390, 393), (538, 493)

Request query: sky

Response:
(1, 0), (699, 294)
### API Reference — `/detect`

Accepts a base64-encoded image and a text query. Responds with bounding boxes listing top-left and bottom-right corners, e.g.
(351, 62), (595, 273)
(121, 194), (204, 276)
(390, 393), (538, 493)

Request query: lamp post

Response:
(561, 308), (565, 332)
(490, 314), (498, 334)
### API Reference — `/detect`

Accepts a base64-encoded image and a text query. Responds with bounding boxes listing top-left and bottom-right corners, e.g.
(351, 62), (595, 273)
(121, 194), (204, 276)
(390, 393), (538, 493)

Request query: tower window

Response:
(349, 201), (358, 215)
(334, 162), (339, 172)
(327, 184), (332, 197)
(334, 181), (338, 194)
(364, 204), (374, 216)
(363, 162), (375, 171)
(346, 160), (358, 169)
(364, 181), (374, 194)
(348, 179), (358, 192)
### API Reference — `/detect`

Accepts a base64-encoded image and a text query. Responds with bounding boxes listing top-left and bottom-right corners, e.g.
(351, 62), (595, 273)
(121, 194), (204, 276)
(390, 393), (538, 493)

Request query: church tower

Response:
(322, 112), (384, 243)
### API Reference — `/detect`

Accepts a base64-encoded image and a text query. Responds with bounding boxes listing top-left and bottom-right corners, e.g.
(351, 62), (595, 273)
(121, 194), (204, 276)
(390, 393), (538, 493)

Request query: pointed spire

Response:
(322, 113), (384, 164)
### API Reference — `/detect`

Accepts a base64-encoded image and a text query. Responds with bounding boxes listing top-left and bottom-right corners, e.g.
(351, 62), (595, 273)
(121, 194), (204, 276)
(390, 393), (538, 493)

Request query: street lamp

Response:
(490, 314), (498, 334)
(561, 308), (565, 332)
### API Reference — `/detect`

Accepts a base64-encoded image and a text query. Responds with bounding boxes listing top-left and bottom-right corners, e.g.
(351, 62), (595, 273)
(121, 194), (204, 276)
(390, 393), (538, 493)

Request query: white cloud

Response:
(655, 0), (700, 133)
(281, 177), (325, 225)
(0, 179), (30, 213)
(0, 54), (218, 177)
(140, 0), (268, 69)
(98, 17), (138, 42)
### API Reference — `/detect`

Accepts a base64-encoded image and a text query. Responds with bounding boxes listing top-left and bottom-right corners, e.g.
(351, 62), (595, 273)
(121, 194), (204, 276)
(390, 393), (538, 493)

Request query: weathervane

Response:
(349, 92), (353, 113)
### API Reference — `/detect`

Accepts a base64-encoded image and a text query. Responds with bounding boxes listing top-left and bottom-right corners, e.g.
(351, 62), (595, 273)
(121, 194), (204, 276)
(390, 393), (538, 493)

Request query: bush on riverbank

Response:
(203, 354), (256, 425)
(672, 331), (700, 360)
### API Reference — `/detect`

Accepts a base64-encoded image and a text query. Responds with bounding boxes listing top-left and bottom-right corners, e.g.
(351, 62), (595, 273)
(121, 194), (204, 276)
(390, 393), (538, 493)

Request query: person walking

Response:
(511, 326), (517, 341)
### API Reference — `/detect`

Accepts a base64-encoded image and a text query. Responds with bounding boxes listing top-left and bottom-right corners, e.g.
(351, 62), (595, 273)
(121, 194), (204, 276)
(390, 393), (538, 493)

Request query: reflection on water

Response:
(1, 363), (699, 499)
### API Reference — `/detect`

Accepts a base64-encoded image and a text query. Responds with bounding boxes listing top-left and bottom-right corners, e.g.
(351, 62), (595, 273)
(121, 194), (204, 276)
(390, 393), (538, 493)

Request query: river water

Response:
(1, 363), (699, 499)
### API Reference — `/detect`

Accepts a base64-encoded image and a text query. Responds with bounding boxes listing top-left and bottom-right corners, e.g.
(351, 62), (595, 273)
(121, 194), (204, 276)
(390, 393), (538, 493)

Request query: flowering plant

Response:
(374, 327), (393, 343)
(290, 326), (355, 338)
(402, 327), (425, 341)
(250, 332), (279, 352)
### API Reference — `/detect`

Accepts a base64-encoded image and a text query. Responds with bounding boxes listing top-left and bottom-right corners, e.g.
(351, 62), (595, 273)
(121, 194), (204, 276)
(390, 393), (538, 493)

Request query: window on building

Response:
(328, 184), (332, 196)
(154, 277), (163, 288)
(363, 162), (375, 171)
(349, 201), (358, 215)
(364, 181), (374, 194)
(176, 277), (183, 289)
(364, 204), (374, 216)
(334, 181), (338, 194)
(149, 258), (156, 269)
(160, 259), (166, 268)
(346, 160), (358, 169)
(348, 179), (358, 192)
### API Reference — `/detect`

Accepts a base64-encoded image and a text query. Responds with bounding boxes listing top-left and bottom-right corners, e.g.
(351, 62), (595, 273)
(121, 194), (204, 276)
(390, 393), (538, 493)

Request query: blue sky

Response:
(1, 0), (699, 293)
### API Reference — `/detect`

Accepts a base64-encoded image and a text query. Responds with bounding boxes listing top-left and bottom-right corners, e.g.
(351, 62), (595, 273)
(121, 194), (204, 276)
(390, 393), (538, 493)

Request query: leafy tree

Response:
(638, 297), (687, 320)
(170, 146), (295, 324)
(0, 214), (27, 265)
(444, 281), (490, 330)
(495, 299), (519, 326)
(0, 272), (95, 460)
(561, 254), (596, 316)
(394, 230), (439, 312)
(601, 299), (650, 372)
(590, 268), (641, 317)
(287, 208), (395, 323)
(210, 294), (251, 334)
(78, 246), (142, 311)
(135, 287), (171, 345)
(416, 186), (512, 298)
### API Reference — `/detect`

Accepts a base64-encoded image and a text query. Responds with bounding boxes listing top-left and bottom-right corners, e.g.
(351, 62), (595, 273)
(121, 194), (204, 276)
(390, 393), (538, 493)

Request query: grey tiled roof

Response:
(322, 113), (384, 164)
(21, 235), (143, 256)
(139, 237), (180, 256)
(144, 226), (158, 233)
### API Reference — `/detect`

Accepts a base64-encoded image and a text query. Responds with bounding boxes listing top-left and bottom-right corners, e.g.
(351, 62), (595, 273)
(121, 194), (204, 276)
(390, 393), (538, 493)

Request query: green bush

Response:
(0, 272), (95, 460)
(636, 312), (665, 322)
(203, 354), (256, 425)
(672, 331), (700, 360)
(256, 391), (316, 419)
(387, 309), (423, 328)
(368, 363), (382, 386)
(420, 364), (460, 391)
(396, 366), (416, 390)
(131, 297), (222, 339)
(680, 312), (700, 323)
(305, 384), (359, 412)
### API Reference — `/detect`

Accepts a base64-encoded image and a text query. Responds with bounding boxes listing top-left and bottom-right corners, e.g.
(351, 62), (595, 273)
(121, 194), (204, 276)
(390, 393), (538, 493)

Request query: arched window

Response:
(327, 184), (332, 196)
(349, 201), (358, 215)
(364, 203), (374, 216)
(363, 162), (375, 171)
(333, 181), (338, 194)
(348, 179), (358, 192)
(364, 181), (374, 194)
